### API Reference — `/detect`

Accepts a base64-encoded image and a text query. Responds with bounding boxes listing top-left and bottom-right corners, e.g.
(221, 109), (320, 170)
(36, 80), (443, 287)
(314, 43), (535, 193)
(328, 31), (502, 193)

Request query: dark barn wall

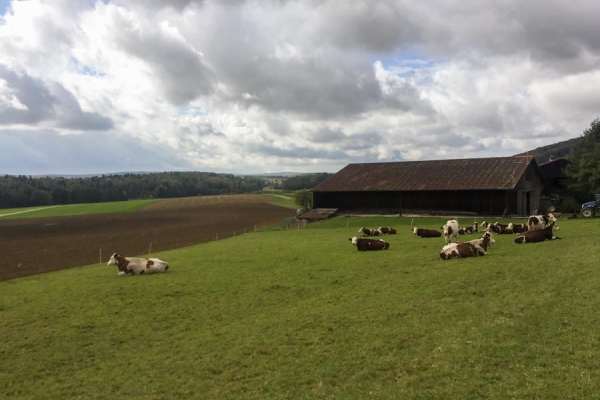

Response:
(314, 190), (519, 215)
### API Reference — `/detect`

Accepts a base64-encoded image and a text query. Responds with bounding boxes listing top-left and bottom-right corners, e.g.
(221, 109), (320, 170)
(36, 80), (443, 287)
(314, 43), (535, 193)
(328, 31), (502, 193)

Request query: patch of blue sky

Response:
(69, 57), (105, 77)
(174, 106), (207, 117)
(0, 0), (11, 18)
(87, 0), (110, 8)
(375, 48), (437, 77)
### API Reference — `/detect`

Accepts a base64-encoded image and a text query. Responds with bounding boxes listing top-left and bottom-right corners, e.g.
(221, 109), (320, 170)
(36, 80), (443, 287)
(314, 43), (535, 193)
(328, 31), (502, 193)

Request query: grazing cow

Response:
(378, 226), (397, 235)
(490, 222), (514, 234)
(442, 219), (459, 245)
(412, 227), (442, 238)
(349, 236), (390, 251)
(107, 253), (170, 276)
(439, 242), (478, 260)
(358, 227), (382, 237)
(527, 213), (557, 231)
(458, 222), (479, 235)
(514, 222), (560, 244)
(511, 223), (528, 234)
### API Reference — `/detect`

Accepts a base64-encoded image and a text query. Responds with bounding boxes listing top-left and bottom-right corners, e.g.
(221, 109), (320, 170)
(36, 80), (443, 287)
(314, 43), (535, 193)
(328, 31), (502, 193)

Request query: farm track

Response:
(0, 201), (295, 282)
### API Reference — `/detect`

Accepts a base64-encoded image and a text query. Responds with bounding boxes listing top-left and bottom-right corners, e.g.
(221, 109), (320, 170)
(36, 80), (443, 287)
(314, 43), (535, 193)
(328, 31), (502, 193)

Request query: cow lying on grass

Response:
(107, 253), (170, 275)
(458, 222), (478, 235)
(412, 227), (442, 238)
(439, 231), (495, 260)
(514, 222), (560, 244)
(378, 226), (397, 234)
(358, 227), (382, 237)
(349, 236), (390, 251)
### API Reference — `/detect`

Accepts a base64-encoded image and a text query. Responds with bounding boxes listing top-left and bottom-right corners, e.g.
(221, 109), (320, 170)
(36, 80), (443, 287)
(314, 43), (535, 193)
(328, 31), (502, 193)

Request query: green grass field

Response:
(2, 214), (600, 399)
(0, 200), (158, 219)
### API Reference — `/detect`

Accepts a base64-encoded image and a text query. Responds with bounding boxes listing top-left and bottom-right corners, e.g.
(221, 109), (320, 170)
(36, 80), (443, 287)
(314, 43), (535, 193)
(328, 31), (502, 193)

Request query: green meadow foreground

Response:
(2, 214), (600, 399)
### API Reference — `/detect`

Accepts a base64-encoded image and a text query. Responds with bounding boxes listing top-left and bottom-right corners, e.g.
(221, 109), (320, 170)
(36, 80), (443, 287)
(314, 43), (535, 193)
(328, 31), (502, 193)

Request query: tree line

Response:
(565, 117), (600, 205)
(0, 172), (266, 209)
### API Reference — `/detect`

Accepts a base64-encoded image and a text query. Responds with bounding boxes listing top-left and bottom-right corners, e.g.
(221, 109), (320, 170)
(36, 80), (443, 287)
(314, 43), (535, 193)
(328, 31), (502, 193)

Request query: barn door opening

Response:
(526, 192), (531, 216)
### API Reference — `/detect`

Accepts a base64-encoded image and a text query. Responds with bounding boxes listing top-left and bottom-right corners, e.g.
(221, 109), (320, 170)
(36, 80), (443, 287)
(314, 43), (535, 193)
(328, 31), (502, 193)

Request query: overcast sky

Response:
(1, 0), (599, 176)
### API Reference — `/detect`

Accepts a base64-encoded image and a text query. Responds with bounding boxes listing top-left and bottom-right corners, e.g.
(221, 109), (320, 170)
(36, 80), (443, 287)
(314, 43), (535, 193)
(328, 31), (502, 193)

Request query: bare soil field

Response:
(0, 201), (295, 282)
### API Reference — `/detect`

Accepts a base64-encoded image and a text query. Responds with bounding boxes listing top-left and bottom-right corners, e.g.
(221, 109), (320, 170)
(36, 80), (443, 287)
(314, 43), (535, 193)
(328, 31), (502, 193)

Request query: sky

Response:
(0, 0), (599, 176)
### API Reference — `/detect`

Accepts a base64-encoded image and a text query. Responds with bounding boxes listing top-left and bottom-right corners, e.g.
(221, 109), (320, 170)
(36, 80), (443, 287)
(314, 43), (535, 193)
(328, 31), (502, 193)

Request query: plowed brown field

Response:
(0, 199), (295, 282)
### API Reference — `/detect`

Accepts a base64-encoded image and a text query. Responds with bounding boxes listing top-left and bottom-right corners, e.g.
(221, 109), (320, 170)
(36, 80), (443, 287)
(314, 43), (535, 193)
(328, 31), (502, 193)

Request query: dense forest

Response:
(280, 173), (332, 191)
(0, 172), (265, 209)
(516, 137), (580, 164)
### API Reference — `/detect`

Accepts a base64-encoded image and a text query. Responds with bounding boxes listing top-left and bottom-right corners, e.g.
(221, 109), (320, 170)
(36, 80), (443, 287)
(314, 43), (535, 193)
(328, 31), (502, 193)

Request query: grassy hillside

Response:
(2, 215), (599, 399)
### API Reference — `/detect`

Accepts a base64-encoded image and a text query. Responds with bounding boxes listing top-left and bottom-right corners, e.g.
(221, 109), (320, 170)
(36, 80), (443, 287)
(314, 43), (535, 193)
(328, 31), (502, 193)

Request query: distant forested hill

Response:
(516, 137), (581, 164)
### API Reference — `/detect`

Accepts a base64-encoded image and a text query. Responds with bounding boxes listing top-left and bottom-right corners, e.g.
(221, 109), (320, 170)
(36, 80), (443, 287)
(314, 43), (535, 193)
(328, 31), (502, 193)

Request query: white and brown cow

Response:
(107, 253), (170, 275)
(458, 222), (478, 235)
(358, 227), (382, 237)
(412, 227), (442, 238)
(442, 219), (459, 245)
(490, 222), (514, 234)
(463, 231), (495, 256)
(514, 222), (560, 244)
(527, 213), (557, 231)
(349, 236), (390, 251)
(378, 226), (397, 235)
(511, 223), (528, 234)
(440, 231), (494, 259)
(439, 242), (478, 260)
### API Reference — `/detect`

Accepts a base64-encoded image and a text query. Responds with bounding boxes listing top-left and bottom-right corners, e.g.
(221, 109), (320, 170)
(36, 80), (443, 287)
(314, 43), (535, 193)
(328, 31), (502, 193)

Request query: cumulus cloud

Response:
(0, 0), (599, 175)
(0, 65), (113, 130)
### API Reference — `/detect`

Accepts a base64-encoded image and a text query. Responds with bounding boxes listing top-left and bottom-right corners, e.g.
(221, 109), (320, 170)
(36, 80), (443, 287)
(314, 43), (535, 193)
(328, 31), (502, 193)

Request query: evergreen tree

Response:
(566, 118), (600, 198)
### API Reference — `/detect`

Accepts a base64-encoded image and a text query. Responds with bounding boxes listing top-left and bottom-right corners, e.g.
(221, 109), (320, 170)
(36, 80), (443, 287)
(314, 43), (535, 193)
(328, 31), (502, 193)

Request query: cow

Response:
(514, 222), (560, 244)
(463, 231), (495, 256)
(412, 227), (442, 238)
(511, 223), (528, 234)
(378, 226), (397, 235)
(458, 222), (478, 235)
(442, 219), (459, 245)
(527, 213), (557, 231)
(358, 227), (382, 237)
(489, 222), (514, 234)
(107, 253), (170, 276)
(440, 231), (495, 259)
(439, 242), (478, 260)
(480, 221), (491, 230)
(349, 236), (390, 251)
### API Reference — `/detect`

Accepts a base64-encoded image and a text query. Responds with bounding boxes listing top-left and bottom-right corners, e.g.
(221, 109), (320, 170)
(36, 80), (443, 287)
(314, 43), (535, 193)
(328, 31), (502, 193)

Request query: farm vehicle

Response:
(581, 194), (600, 218)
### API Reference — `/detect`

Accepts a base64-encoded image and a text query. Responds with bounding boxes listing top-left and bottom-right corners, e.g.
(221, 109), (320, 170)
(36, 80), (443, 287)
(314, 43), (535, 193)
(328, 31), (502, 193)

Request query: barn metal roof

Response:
(313, 156), (540, 192)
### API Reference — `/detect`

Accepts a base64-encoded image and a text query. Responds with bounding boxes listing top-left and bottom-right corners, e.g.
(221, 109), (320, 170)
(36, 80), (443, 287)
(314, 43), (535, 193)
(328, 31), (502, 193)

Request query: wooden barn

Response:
(312, 156), (547, 216)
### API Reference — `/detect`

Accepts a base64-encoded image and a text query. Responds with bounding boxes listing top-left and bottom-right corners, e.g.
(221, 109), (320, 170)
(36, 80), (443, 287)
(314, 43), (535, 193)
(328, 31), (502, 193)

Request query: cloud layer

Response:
(1, 0), (599, 175)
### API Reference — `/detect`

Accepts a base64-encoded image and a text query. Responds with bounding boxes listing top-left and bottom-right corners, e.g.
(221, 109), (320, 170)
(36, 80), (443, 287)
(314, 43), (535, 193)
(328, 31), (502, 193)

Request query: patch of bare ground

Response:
(141, 194), (270, 209)
(0, 201), (294, 282)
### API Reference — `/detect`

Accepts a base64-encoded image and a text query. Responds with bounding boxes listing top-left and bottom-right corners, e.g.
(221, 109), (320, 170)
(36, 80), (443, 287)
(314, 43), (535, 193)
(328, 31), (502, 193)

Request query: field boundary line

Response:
(0, 206), (60, 218)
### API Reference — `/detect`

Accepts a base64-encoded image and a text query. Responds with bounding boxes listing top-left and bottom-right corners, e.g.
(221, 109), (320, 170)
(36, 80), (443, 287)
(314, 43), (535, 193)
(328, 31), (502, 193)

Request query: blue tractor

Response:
(581, 194), (600, 218)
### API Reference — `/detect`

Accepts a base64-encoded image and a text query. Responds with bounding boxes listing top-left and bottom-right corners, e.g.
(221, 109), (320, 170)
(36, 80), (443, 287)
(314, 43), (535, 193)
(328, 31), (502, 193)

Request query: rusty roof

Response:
(298, 208), (338, 220)
(313, 156), (540, 192)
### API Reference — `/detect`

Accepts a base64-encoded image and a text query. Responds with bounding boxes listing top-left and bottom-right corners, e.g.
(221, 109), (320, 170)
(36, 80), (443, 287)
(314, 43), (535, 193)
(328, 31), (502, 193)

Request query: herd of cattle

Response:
(349, 213), (561, 260)
(107, 213), (562, 275)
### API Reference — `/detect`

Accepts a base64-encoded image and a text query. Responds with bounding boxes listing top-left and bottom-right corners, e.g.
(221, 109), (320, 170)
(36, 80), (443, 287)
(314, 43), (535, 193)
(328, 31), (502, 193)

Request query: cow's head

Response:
(107, 253), (129, 272)
(412, 227), (419, 234)
(349, 237), (358, 245)
(107, 253), (120, 266)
